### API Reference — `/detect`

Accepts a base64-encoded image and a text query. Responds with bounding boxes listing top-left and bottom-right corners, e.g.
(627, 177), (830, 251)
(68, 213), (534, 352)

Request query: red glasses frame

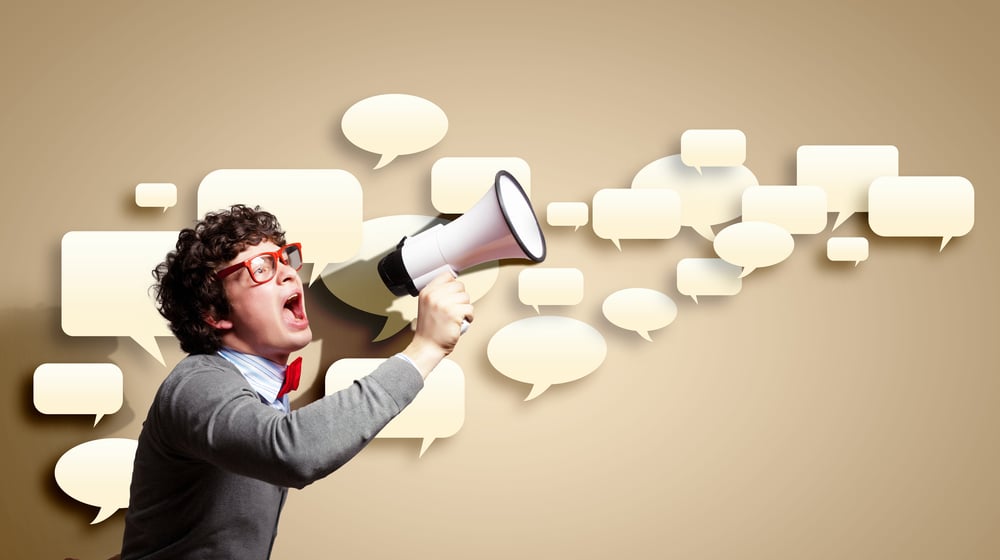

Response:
(215, 243), (303, 284)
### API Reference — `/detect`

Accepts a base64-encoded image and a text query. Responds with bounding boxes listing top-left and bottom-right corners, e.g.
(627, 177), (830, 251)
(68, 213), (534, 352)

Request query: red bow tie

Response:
(277, 357), (302, 399)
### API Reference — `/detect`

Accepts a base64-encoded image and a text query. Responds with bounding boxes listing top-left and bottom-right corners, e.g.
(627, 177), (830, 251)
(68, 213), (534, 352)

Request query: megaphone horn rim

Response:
(494, 170), (547, 263)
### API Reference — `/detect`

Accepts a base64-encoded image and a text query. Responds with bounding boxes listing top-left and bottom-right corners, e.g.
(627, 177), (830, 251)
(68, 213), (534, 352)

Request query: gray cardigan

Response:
(121, 353), (423, 559)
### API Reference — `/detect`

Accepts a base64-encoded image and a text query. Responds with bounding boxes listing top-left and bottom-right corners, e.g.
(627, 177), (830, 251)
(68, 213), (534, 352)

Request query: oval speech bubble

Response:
(342, 94), (448, 170)
(714, 221), (794, 278)
(602, 288), (677, 341)
(54, 438), (137, 524)
(33, 363), (123, 426)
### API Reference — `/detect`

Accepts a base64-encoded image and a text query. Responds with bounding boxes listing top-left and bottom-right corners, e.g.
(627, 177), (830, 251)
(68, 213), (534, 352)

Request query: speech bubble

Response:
(631, 154), (759, 241)
(54, 438), (137, 524)
(33, 363), (123, 426)
(431, 157), (531, 214)
(325, 358), (463, 457)
(197, 169), (363, 285)
(62, 231), (177, 365)
(342, 94), (448, 170)
(487, 316), (607, 401)
(796, 145), (899, 230)
(827, 237), (869, 265)
(713, 221), (794, 278)
(742, 186), (828, 234)
(868, 176), (974, 250)
(134, 183), (177, 212)
(681, 129), (747, 173)
(320, 215), (498, 341)
(601, 288), (677, 341)
(546, 202), (589, 230)
(592, 188), (681, 250)
(676, 258), (743, 303)
(518, 268), (584, 313)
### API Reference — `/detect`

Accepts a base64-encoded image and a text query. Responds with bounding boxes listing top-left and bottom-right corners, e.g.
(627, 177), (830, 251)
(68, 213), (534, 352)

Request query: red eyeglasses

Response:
(215, 243), (303, 284)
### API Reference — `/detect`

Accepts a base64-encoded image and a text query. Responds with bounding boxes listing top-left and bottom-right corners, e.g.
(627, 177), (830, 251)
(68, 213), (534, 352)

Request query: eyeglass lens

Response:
(248, 245), (303, 283)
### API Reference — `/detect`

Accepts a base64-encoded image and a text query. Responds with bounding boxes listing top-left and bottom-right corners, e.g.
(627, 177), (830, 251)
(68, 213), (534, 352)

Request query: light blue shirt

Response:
(217, 348), (290, 413)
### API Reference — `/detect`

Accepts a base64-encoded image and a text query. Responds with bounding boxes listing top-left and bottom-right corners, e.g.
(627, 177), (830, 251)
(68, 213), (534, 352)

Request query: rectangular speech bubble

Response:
(592, 188), (681, 250)
(796, 145), (898, 230)
(546, 202), (589, 230)
(868, 176), (974, 250)
(676, 258), (742, 303)
(134, 183), (177, 211)
(518, 268), (584, 312)
(431, 157), (531, 214)
(34, 363), (123, 426)
(742, 186), (828, 234)
(681, 129), (747, 172)
(827, 237), (869, 265)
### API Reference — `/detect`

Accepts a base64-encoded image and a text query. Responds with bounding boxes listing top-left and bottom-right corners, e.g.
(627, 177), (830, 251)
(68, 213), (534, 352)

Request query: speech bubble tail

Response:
(308, 265), (326, 287)
(93, 414), (104, 428)
(695, 166), (703, 175)
(91, 507), (118, 525)
(690, 295), (699, 304)
(532, 304), (540, 314)
(939, 237), (951, 251)
(692, 224), (715, 241)
(373, 154), (397, 170)
(419, 438), (435, 458)
(574, 225), (581, 231)
(832, 212), (853, 230)
(637, 330), (653, 342)
(854, 261), (861, 267)
(612, 239), (622, 251)
(373, 315), (411, 342)
(738, 267), (755, 279)
(162, 207), (168, 213)
(132, 336), (165, 366)
(525, 384), (550, 401)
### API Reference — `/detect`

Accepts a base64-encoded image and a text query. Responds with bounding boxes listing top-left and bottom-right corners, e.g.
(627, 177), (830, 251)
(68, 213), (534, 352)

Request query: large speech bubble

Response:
(518, 268), (584, 313)
(602, 288), (677, 341)
(827, 237), (869, 266)
(134, 183), (177, 212)
(796, 145), (899, 230)
(713, 221), (794, 278)
(742, 185), (828, 234)
(487, 316), (607, 401)
(325, 358), (464, 457)
(197, 169), (363, 285)
(868, 176), (974, 250)
(592, 188), (681, 250)
(676, 258), (743, 303)
(342, 94), (448, 169)
(54, 438), (137, 524)
(320, 215), (498, 341)
(681, 129), (747, 173)
(431, 157), (531, 214)
(33, 363), (123, 426)
(62, 231), (177, 365)
(546, 201), (589, 230)
(631, 154), (759, 241)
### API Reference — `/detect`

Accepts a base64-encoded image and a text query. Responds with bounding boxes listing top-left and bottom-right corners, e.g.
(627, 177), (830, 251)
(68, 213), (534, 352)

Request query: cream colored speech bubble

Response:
(714, 221), (794, 278)
(342, 94), (448, 170)
(796, 145), (898, 230)
(631, 154), (758, 241)
(742, 185), (828, 234)
(518, 268), (584, 313)
(431, 157), (531, 214)
(325, 358), (463, 457)
(602, 288), (677, 341)
(546, 202), (589, 230)
(487, 316), (607, 401)
(681, 129), (746, 173)
(676, 258), (743, 303)
(320, 215), (498, 341)
(868, 176), (975, 250)
(198, 169), (363, 285)
(33, 363), (123, 427)
(134, 183), (177, 212)
(592, 188), (681, 250)
(62, 231), (177, 365)
(827, 237), (869, 265)
(55, 438), (137, 524)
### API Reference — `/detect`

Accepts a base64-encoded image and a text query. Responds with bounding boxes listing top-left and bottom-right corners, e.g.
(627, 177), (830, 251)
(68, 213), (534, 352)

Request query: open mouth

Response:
(283, 292), (307, 322)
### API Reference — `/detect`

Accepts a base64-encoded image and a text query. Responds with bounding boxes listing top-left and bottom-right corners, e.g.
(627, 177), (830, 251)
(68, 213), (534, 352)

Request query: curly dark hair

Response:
(153, 204), (286, 355)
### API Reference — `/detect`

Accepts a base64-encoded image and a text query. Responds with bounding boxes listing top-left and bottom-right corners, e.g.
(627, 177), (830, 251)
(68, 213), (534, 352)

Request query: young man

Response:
(121, 205), (473, 559)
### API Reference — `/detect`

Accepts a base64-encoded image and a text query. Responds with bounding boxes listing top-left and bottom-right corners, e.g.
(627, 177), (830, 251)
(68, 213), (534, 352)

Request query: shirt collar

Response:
(217, 347), (288, 412)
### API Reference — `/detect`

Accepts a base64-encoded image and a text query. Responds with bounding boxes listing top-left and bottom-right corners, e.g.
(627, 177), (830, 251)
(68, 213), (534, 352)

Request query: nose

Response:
(275, 257), (300, 284)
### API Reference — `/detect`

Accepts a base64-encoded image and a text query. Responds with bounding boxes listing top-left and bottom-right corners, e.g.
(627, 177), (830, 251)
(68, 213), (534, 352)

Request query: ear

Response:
(203, 312), (233, 331)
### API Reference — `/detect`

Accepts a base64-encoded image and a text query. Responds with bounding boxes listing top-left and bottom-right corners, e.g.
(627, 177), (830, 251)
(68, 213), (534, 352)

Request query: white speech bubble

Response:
(135, 183), (177, 212)
(796, 145), (899, 230)
(487, 316), (607, 401)
(681, 129), (747, 173)
(325, 358), (463, 457)
(602, 288), (677, 341)
(546, 202), (589, 230)
(431, 157), (531, 214)
(631, 154), (759, 241)
(676, 258), (743, 303)
(197, 169), (363, 285)
(518, 268), (584, 313)
(342, 94), (448, 170)
(868, 176), (974, 250)
(742, 186), (828, 234)
(592, 188), (681, 250)
(714, 221), (794, 278)
(33, 363), (123, 426)
(320, 215), (498, 341)
(54, 438), (137, 524)
(827, 237), (869, 265)
(62, 231), (177, 365)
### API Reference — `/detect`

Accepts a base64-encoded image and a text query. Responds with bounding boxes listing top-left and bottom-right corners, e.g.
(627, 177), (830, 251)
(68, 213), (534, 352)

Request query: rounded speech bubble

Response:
(714, 221), (794, 278)
(796, 145), (899, 230)
(33, 363), (123, 426)
(546, 201), (589, 230)
(602, 288), (677, 341)
(676, 258), (743, 303)
(592, 188), (681, 250)
(431, 157), (530, 214)
(868, 176), (974, 250)
(681, 129), (746, 173)
(487, 316), (607, 401)
(342, 94), (448, 170)
(741, 185), (828, 234)
(827, 237), (869, 266)
(518, 268), (584, 313)
(54, 438), (137, 524)
(134, 183), (177, 212)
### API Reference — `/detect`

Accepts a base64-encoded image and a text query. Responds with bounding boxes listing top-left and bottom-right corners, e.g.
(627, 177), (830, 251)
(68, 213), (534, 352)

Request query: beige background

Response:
(2, 0), (998, 558)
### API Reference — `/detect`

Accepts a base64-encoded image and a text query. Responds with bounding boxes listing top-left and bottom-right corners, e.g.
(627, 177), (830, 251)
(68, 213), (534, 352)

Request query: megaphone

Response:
(378, 170), (546, 297)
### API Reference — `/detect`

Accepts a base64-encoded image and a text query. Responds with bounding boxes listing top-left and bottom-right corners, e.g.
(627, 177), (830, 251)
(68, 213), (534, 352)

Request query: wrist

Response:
(400, 339), (447, 379)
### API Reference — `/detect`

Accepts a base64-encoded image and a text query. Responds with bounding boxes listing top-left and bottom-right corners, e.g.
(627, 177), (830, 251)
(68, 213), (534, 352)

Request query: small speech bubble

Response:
(601, 288), (677, 341)
(592, 188), (681, 250)
(742, 186), (828, 234)
(868, 176), (974, 250)
(546, 202), (589, 230)
(431, 157), (531, 214)
(676, 258), (743, 303)
(134, 183), (177, 212)
(487, 316), (607, 401)
(33, 363), (123, 426)
(827, 237), (869, 265)
(197, 169), (363, 285)
(681, 129), (747, 173)
(62, 231), (177, 365)
(713, 221), (794, 278)
(518, 268), (584, 312)
(631, 154), (758, 241)
(325, 358), (464, 457)
(54, 438), (137, 524)
(342, 94), (448, 170)
(796, 145), (899, 230)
